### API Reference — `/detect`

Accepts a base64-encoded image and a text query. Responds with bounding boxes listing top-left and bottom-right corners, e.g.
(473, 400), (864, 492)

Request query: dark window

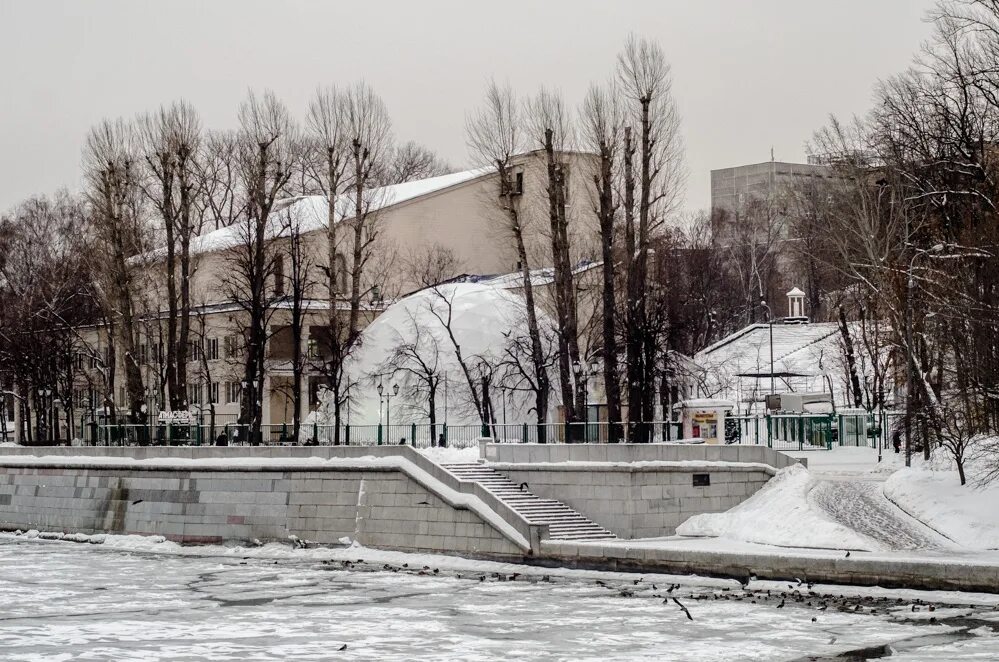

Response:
(692, 473), (711, 487)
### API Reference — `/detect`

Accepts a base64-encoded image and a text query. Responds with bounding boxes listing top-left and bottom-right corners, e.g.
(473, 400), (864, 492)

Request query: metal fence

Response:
(85, 413), (900, 450)
(727, 411), (904, 451)
(86, 419), (684, 448)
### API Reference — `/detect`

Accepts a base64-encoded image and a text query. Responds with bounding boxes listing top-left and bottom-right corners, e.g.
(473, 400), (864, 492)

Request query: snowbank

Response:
(418, 445), (480, 465)
(884, 438), (999, 550)
(676, 464), (879, 551)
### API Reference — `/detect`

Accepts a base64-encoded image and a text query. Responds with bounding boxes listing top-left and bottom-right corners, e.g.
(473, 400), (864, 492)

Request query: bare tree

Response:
(83, 118), (149, 424)
(380, 140), (453, 185)
(617, 35), (686, 440)
(526, 87), (585, 435)
(222, 90), (299, 443)
(137, 101), (203, 412)
(580, 83), (624, 441)
(467, 80), (551, 437)
(379, 308), (444, 435)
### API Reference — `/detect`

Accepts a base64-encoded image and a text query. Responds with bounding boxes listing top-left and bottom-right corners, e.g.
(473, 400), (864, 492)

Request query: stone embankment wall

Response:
(482, 443), (799, 538)
(0, 448), (526, 558)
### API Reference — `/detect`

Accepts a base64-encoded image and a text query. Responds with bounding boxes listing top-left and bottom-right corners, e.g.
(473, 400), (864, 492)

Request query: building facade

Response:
(11, 150), (600, 443)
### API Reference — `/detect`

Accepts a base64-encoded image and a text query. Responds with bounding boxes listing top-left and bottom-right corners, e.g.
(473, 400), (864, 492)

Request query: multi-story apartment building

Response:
(11, 150), (599, 442)
(709, 158), (835, 220)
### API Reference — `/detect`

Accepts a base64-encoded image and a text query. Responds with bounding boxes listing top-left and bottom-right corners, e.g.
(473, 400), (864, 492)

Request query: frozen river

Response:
(2, 537), (999, 661)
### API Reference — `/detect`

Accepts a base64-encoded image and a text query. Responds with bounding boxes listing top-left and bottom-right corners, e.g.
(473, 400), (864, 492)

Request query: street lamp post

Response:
(377, 382), (400, 442)
(572, 358), (602, 442)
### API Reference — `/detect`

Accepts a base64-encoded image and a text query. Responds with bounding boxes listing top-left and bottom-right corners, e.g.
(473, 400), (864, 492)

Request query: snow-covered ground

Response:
(3, 534), (999, 661)
(678, 444), (999, 554)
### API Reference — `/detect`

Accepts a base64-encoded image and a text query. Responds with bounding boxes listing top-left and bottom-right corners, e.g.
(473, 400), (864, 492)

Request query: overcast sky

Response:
(0, 0), (936, 215)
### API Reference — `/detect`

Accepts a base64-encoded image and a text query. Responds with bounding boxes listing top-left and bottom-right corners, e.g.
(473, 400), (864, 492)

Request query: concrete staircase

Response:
(443, 463), (616, 542)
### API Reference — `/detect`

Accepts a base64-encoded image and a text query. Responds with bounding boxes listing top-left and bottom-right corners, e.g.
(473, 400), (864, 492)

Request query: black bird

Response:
(777, 599), (785, 608)
(519, 482), (529, 492)
(338, 644), (347, 651)
(845, 551), (851, 558)
(666, 584), (678, 593)
(672, 597), (693, 621)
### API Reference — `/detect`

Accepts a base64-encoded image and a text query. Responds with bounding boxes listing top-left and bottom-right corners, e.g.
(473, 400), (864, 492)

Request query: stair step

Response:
(442, 464), (616, 542)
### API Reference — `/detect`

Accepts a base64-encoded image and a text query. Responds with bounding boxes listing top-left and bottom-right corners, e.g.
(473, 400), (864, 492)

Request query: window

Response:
(224, 335), (240, 358)
(207, 382), (219, 405)
(514, 171), (524, 194)
(205, 338), (220, 361)
(307, 338), (321, 359)
(138, 344), (148, 364)
(274, 254), (285, 296)
(73, 353), (84, 370)
(187, 383), (202, 405)
(189, 342), (201, 363)
(90, 353), (99, 369)
(225, 381), (242, 405)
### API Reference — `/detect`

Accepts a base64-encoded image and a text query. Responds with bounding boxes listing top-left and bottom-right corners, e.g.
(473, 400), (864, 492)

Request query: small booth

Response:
(675, 399), (734, 444)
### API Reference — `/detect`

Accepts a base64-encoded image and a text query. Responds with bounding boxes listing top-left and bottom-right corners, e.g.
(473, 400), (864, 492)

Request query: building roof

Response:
(137, 167), (490, 263)
(695, 322), (841, 379)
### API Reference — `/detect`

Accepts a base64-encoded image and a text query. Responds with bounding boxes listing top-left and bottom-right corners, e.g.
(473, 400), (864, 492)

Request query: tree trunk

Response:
(543, 130), (582, 435)
(838, 306), (864, 408)
(498, 160), (550, 440)
(623, 126), (645, 441)
(596, 142), (623, 442)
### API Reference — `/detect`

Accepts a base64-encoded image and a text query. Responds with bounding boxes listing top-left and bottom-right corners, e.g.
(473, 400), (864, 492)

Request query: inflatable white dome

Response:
(316, 282), (554, 425)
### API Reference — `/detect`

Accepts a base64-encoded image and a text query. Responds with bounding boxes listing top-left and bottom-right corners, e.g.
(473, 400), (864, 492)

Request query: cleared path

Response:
(807, 480), (952, 551)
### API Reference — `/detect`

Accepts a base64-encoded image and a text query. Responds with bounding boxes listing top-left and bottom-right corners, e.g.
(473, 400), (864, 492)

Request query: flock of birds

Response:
(306, 557), (953, 626)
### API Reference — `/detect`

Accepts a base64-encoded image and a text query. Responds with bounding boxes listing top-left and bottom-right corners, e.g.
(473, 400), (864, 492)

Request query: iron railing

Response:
(82, 412), (902, 449)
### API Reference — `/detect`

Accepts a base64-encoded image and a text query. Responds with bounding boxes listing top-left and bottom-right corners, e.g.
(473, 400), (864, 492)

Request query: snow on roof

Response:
(786, 287), (805, 297)
(674, 398), (735, 409)
(695, 322), (840, 378)
(479, 260), (603, 290)
(137, 167), (490, 263)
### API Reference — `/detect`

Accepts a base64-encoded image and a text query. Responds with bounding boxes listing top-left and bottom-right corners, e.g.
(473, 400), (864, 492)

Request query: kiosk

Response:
(675, 399), (734, 444)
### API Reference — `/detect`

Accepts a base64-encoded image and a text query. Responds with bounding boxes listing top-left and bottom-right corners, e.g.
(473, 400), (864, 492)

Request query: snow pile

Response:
(315, 282), (556, 425)
(418, 445), (480, 465)
(677, 464), (879, 551)
(884, 438), (999, 550)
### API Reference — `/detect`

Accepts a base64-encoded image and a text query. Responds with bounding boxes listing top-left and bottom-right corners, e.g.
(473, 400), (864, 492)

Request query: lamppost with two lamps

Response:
(377, 382), (400, 444)
(571, 357), (601, 442)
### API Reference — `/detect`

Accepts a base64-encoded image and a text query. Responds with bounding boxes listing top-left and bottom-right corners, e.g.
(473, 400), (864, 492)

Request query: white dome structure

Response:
(317, 282), (555, 426)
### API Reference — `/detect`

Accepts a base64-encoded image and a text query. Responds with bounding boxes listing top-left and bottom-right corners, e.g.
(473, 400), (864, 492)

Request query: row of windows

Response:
(187, 381), (245, 405)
